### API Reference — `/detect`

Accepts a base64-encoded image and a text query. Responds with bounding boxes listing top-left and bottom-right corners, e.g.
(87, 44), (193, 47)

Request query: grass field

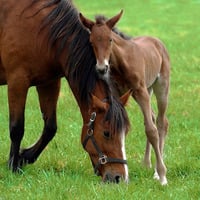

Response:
(1, 0), (200, 199)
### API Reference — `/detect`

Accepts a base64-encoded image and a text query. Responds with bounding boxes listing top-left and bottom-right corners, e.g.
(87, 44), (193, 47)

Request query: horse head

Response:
(79, 10), (123, 77)
(81, 89), (132, 183)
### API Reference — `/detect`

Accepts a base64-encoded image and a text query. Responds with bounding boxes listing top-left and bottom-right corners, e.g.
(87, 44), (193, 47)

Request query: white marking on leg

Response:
(154, 168), (168, 185)
(153, 169), (160, 180)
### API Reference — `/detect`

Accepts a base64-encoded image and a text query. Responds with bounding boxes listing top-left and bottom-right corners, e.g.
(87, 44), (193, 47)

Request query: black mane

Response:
(95, 15), (132, 40)
(29, 0), (130, 134)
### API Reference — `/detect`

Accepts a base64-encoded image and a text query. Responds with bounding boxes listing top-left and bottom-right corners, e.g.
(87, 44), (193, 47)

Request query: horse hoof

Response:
(160, 176), (168, 186)
(153, 170), (160, 180)
(8, 157), (22, 173)
(19, 149), (37, 166)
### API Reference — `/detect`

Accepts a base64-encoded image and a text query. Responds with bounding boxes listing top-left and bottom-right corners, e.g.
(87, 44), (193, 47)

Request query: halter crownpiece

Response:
(82, 112), (127, 175)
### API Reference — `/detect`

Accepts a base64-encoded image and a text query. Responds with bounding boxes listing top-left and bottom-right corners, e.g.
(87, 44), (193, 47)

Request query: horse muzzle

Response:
(103, 172), (123, 184)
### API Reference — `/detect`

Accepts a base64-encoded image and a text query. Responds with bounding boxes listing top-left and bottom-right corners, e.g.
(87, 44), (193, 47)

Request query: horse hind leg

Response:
(19, 79), (60, 167)
(132, 85), (167, 185)
(7, 78), (29, 172)
(153, 75), (169, 158)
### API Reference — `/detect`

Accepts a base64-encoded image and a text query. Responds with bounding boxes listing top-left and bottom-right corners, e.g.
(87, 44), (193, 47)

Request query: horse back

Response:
(132, 36), (170, 86)
(0, 0), (63, 86)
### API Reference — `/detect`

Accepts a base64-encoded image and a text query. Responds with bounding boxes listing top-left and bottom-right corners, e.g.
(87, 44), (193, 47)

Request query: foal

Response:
(80, 11), (170, 185)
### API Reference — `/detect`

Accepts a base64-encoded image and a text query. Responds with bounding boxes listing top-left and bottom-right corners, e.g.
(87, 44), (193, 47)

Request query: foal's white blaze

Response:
(121, 131), (129, 182)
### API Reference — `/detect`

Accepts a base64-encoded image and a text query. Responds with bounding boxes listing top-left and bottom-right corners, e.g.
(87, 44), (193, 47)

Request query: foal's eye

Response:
(109, 38), (113, 43)
(103, 131), (111, 139)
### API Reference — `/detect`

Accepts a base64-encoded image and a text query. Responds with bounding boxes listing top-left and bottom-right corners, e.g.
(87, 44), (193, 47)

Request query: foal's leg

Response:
(153, 76), (169, 157)
(132, 85), (167, 185)
(7, 79), (29, 172)
(143, 88), (156, 168)
(19, 79), (60, 166)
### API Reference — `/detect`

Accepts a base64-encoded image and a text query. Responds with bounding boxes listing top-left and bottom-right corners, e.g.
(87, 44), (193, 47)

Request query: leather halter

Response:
(82, 112), (127, 175)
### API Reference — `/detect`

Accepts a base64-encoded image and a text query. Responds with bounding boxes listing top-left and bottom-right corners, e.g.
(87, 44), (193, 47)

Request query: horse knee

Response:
(145, 126), (159, 145)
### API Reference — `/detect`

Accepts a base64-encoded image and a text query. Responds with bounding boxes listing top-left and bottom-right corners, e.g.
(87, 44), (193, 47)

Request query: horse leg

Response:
(7, 80), (29, 172)
(19, 79), (60, 166)
(143, 88), (156, 168)
(132, 86), (167, 185)
(153, 76), (169, 158)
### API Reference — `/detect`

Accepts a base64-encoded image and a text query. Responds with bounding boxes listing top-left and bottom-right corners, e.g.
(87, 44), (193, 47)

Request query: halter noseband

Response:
(82, 112), (127, 175)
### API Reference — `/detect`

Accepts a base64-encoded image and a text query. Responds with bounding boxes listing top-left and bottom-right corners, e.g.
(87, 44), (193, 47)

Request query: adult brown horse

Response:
(80, 11), (170, 185)
(0, 0), (132, 183)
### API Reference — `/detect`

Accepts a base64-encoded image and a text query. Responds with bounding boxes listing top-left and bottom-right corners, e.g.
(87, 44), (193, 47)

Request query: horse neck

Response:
(68, 79), (108, 124)
(111, 33), (133, 67)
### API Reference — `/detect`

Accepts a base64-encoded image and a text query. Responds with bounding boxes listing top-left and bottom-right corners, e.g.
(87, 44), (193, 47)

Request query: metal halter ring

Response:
(99, 155), (108, 165)
(90, 112), (96, 122)
(87, 128), (93, 136)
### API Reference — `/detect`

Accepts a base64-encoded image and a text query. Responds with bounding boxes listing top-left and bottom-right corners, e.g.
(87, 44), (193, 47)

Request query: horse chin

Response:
(97, 70), (110, 82)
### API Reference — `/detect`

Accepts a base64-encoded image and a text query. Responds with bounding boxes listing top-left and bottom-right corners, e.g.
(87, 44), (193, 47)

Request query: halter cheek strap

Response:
(82, 112), (127, 175)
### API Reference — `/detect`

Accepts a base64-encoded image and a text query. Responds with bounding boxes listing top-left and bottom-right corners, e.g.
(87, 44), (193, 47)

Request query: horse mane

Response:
(95, 15), (132, 40)
(28, 0), (130, 134)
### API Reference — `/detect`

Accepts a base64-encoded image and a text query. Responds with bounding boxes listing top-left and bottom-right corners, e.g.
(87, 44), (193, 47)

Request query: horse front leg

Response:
(19, 79), (60, 166)
(132, 86), (167, 185)
(7, 80), (29, 172)
(143, 109), (156, 168)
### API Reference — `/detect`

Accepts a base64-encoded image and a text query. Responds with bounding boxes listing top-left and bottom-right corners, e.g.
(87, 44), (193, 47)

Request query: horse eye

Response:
(103, 131), (110, 139)
(109, 38), (113, 43)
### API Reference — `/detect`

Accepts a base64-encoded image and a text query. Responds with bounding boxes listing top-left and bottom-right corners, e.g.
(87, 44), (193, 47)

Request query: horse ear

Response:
(91, 94), (108, 112)
(79, 13), (95, 31)
(106, 10), (123, 29)
(120, 89), (132, 106)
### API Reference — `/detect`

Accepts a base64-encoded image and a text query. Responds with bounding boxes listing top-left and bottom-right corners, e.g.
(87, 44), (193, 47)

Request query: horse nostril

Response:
(104, 173), (121, 183)
(97, 66), (109, 76)
(105, 65), (109, 73)
(115, 175), (121, 184)
(97, 69), (106, 75)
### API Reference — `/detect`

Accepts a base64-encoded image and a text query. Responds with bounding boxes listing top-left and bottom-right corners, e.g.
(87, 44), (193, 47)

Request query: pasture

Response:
(0, 0), (200, 199)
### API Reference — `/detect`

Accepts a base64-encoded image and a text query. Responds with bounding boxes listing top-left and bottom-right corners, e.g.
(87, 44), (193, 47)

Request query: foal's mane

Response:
(28, 0), (130, 134)
(95, 15), (132, 40)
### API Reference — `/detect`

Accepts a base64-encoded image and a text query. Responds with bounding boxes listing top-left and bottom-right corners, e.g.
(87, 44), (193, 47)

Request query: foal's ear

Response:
(106, 10), (123, 29)
(120, 89), (133, 106)
(79, 13), (95, 31)
(91, 94), (108, 112)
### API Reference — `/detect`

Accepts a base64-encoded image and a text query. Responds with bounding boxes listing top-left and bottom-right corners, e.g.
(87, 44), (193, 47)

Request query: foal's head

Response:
(81, 89), (131, 183)
(79, 11), (123, 77)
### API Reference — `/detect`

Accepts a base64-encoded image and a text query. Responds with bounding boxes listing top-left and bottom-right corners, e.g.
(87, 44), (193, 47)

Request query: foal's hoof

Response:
(160, 176), (168, 186)
(153, 171), (168, 186)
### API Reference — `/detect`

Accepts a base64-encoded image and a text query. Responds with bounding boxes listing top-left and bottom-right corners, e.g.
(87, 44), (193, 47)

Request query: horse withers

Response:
(0, 0), (132, 183)
(80, 11), (170, 185)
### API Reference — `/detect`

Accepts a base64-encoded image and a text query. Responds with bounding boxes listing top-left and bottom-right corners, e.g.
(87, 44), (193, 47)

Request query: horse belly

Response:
(143, 48), (162, 88)
(0, 62), (7, 85)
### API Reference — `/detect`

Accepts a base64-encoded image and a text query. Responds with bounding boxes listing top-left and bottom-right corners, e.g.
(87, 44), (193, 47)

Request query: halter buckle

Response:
(87, 128), (93, 136)
(90, 112), (96, 122)
(99, 155), (108, 165)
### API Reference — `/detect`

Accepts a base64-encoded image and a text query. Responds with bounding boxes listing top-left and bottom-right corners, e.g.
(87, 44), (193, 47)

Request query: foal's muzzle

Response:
(96, 65), (109, 75)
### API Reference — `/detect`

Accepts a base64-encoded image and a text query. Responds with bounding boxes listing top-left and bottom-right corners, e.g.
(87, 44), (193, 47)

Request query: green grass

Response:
(1, 0), (200, 199)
